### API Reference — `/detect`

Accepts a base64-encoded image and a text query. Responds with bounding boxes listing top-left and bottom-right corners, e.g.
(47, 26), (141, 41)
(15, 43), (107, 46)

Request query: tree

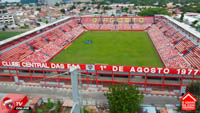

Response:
(38, 18), (42, 22)
(16, 3), (20, 7)
(36, 109), (43, 113)
(172, 11), (176, 15)
(96, 4), (101, 9)
(60, 8), (66, 14)
(138, 8), (169, 16)
(104, 84), (144, 113)
(80, 6), (87, 12)
(0, 5), (5, 9)
(2, 10), (7, 13)
(54, 101), (61, 113)
(45, 98), (54, 110)
(186, 81), (200, 98)
(55, 2), (60, 7)
(45, 20), (49, 24)
(24, 109), (32, 113)
(121, 7), (129, 12)
(103, 5), (112, 10)
(191, 20), (198, 27)
(36, 8), (41, 11)
(68, 5), (76, 11)
(179, 3), (200, 13)
(76, 2), (81, 4)
(180, 12), (184, 22)
(83, 109), (90, 113)
(2, 28), (5, 31)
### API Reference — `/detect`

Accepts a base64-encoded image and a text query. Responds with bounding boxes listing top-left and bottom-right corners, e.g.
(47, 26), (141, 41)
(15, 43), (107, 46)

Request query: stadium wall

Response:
(0, 61), (199, 95)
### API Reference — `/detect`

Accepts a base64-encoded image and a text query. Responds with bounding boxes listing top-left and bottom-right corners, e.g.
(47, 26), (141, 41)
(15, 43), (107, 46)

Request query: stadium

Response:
(0, 15), (200, 96)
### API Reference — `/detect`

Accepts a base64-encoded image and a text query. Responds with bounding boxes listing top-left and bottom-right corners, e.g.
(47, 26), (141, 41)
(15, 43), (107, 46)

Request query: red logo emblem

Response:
(179, 92), (198, 111)
(1, 97), (15, 110)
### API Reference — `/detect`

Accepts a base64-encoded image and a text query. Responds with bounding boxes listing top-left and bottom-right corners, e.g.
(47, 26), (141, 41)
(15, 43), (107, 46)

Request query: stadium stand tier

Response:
(1, 16), (200, 69)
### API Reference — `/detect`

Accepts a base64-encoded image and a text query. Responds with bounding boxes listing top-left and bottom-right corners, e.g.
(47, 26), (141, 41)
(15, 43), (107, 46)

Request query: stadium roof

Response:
(159, 15), (200, 39)
(0, 16), (71, 46)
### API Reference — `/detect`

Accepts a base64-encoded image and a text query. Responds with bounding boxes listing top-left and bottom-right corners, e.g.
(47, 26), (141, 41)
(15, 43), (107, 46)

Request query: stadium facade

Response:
(0, 15), (200, 96)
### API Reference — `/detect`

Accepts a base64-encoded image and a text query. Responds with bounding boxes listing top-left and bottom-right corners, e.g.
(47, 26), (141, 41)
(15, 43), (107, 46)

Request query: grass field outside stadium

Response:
(51, 31), (164, 67)
(0, 32), (23, 41)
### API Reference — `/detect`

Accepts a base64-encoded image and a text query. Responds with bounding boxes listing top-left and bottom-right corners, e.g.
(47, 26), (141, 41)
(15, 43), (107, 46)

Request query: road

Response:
(0, 82), (179, 106)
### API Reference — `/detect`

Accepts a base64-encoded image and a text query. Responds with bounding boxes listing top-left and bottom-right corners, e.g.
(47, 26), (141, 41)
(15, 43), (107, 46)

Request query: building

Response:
(21, 0), (38, 4)
(62, 0), (73, 3)
(38, 0), (61, 6)
(175, 14), (200, 28)
(0, 14), (15, 25)
(37, 0), (45, 4)
(1, 0), (20, 3)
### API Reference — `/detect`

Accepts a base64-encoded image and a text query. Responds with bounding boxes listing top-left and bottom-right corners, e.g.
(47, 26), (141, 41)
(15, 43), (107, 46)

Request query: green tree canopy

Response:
(191, 20), (198, 27)
(68, 5), (76, 11)
(180, 12), (184, 22)
(138, 8), (169, 16)
(54, 100), (61, 113)
(104, 84), (144, 113)
(45, 20), (49, 24)
(80, 6), (87, 12)
(55, 2), (60, 7)
(91, 0), (200, 6)
(186, 81), (200, 97)
(121, 7), (129, 12)
(60, 8), (66, 14)
(36, 109), (43, 113)
(103, 5), (112, 10)
(24, 109), (32, 113)
(45, 98), (54, 110)
(36, 8), (41, 11)
(180, 3), (200, 13)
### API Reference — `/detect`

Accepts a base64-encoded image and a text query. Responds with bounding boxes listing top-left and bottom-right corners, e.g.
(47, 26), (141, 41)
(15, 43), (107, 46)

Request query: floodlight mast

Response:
(70, 66), (82, 113)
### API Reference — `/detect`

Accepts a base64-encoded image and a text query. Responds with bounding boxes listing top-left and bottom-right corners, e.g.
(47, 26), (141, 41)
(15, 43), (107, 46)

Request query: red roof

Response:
(179, 92), (198, 102)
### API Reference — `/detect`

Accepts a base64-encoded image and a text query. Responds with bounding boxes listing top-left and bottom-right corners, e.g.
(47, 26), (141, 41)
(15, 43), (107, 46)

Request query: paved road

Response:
(0, 82), (179, 106)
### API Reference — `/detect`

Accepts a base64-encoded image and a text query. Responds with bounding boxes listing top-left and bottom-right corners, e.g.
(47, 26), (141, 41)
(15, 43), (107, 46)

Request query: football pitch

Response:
(51, 31), (164, 67)
(0, 32), (23, 41)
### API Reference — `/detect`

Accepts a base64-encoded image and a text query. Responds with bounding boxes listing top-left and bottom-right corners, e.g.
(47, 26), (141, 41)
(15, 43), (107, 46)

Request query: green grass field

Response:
(51, 31), (163, 67)
(0, 32), (23, 41)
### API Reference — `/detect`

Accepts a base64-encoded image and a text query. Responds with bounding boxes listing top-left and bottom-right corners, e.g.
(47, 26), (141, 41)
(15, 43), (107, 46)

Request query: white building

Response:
(0, 14), (15, 25)
(175, 14), (200, 25)
(43, 0), (61, 6)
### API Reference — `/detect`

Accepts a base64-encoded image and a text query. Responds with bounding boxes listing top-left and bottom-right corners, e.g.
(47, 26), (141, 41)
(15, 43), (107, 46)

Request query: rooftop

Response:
(160, 15), (200, 39)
